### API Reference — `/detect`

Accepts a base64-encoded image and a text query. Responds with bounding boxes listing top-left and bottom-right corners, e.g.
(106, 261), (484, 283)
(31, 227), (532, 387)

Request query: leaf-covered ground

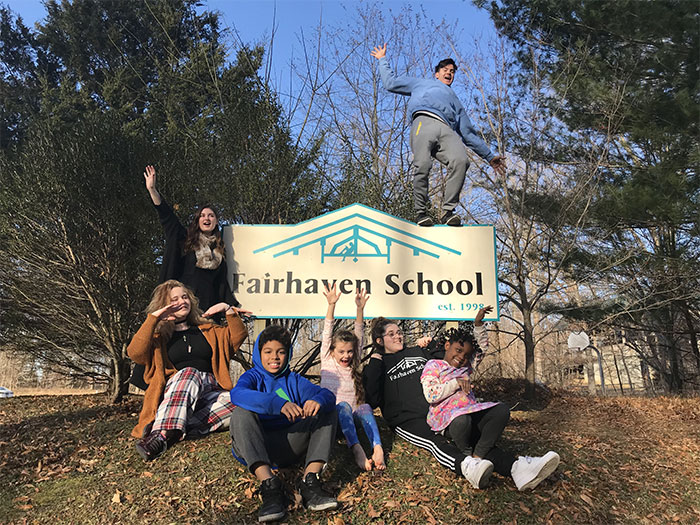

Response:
(1, 384), (699, 524)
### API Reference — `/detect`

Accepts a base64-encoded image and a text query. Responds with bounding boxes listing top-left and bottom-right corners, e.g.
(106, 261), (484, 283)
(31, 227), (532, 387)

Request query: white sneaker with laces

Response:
(511, 451), (560, 491)
(460, 456), (494, 489)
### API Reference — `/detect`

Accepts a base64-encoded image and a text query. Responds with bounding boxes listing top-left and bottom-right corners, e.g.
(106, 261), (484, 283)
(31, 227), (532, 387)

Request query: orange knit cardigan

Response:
(127, 312), (247, 438)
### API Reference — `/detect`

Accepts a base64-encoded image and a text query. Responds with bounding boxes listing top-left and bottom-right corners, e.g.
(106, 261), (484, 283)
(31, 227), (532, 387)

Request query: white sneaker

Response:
(511, 451), (560, 491)
(460, 456), (494, 489)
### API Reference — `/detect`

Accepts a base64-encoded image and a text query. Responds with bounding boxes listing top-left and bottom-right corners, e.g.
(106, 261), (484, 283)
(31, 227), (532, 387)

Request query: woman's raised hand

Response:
(355, 288), (369, 309)
(151, 303), (185, 321)
(323, 283), (341, 305)
(232, 306), (254, 318)
(203, 303), (253, 318)
(202, 302), (229, 318)
(144, 165), (157, 191)
(143, 165), (162, 205)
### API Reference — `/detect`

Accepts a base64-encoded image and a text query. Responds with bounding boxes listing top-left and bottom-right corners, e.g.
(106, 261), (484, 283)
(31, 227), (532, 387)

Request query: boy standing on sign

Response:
(229, 325), (339, 522)
(371, 43), (506, 227)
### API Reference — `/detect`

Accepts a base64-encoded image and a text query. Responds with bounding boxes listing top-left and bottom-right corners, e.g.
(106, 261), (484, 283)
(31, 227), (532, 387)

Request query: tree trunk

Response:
(523, 309), (536, 398)
(620, 347), (634, 392)
(666, 334), (683, 394)
(493, 323), (504, 377)
(586, 348), (597, 395)
(641, 360), (652, 393)
(109, 357), (131, 403)
(612, 353), (624, 394)
(681, 305), (700, 375)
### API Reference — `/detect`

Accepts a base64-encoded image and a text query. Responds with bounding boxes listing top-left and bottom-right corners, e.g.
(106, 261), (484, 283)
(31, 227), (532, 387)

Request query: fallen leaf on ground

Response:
(580, 493), (594, 506)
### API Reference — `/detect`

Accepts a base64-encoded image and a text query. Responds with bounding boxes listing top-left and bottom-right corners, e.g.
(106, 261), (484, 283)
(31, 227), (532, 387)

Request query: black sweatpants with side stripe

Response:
(394, 403), (515, 477)
(395, 418), (468, 475)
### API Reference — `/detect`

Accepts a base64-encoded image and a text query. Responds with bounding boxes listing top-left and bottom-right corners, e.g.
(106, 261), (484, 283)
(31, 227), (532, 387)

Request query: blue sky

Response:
(7, 0), (497, 85)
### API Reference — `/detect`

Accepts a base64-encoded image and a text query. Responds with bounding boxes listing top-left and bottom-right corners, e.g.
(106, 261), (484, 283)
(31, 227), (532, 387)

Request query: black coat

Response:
(130, 198), (240, 391)
(155, 198), (239, 311)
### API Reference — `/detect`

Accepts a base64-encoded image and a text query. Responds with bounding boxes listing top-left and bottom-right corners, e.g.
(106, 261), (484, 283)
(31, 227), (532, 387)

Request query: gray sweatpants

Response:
(409, 115), (470, 215)
(230, 407), (338, 472)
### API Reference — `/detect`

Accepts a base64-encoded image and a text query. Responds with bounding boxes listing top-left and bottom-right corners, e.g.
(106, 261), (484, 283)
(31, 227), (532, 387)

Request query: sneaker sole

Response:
(518, 452), (560, 491)
(306, 501), (339, 511)
(471, 461), (494, 489)
(444, 217), (462, 226)
(134, 442), (166, 461)
(259, 510), (286, 522)
(417, 219), (434, 227)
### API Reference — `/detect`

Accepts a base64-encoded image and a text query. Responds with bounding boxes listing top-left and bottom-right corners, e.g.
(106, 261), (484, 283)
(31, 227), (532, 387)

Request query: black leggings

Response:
(447, 403), (516, 476)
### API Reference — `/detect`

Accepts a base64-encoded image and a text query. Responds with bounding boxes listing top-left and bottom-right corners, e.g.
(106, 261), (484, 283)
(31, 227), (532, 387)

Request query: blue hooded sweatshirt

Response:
(230, 332), (336, 431)
(377, 56), (495, 162)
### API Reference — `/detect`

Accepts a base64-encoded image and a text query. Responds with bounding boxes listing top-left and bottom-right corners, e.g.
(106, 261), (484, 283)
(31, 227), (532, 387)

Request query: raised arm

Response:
(320, 283), (341, 361)
(371, 42), (421, 96)
(354, 288), (369, 350)
(474, 305), (492, 328)
(143, 165), (162, 206)
(127, 315), (158, 365)
(323, 282), (341, 321)
(127, 303), (184, 365)
(472, 305), (493, 369)
(153, 194), (185, 242)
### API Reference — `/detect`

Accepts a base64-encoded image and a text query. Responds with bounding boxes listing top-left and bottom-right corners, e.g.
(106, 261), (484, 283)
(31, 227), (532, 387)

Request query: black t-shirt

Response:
(167, 327), (213, 373)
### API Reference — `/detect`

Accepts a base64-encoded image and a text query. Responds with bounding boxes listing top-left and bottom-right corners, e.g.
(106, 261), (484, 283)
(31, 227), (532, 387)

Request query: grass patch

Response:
(1, 389), (699, 524)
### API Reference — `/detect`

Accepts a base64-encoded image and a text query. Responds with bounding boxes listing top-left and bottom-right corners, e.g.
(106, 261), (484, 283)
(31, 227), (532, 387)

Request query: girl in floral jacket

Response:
(420, 306), (560, 491)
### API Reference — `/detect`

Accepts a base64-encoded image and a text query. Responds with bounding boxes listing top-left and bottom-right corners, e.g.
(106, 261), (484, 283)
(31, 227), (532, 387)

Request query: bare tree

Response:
(437, 37), (616, 396)
(0, 118), (152, 402)
(275, 3), (464, 217)
(256, 5), (606, 394)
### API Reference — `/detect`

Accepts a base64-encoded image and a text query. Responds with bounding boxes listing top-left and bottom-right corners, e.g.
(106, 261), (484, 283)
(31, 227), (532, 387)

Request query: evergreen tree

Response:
(478, 0), (700, 391)
(0, 0), (323, 400)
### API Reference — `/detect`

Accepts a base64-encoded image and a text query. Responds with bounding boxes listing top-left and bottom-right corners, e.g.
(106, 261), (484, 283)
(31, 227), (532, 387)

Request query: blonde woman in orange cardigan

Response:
(128, 280), (247, 460)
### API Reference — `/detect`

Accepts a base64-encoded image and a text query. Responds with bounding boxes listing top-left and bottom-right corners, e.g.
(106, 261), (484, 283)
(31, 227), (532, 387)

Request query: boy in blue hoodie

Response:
(371, 42), (506, 227)
(230, 325), (339, 522)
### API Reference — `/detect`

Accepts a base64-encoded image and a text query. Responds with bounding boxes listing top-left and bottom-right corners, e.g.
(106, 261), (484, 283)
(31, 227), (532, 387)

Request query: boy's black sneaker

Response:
(298, 472), (338, 511)
(441, 210), (462, 226)
(135, 430), (167, 461)
(258, 476), (287, 522)
(416, 214), (435, 227)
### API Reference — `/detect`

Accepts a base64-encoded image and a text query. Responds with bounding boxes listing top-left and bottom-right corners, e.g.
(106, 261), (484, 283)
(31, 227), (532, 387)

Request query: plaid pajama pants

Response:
(152, 367), (235, 437)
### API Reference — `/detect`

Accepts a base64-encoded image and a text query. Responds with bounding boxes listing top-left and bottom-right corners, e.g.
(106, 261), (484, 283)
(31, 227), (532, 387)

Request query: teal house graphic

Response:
(253, 203), (460, 264)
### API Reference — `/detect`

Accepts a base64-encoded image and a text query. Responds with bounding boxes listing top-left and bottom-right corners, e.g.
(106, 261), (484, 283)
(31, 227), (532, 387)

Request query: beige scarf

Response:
(194, 233), (223, 269)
